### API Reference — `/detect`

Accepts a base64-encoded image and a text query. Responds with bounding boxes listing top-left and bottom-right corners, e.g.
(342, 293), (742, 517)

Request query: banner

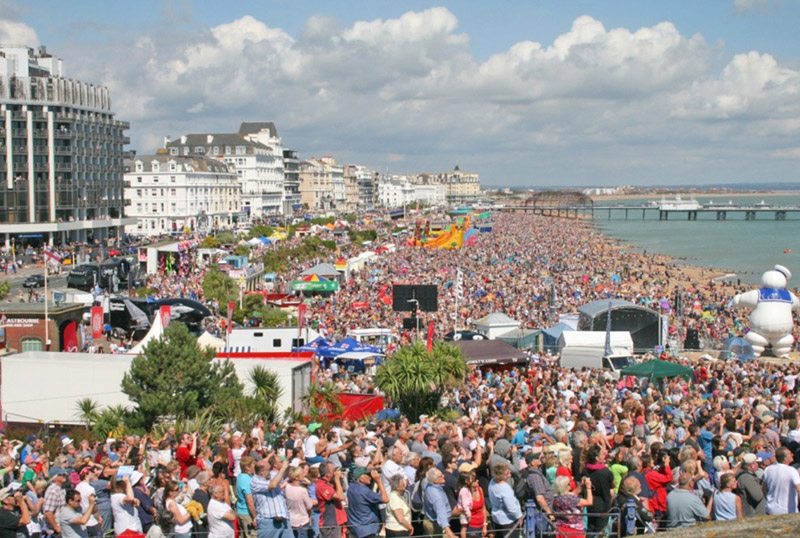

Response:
(227, 301), (235, 334)
(427, 321), (435, 352)
(91, 306), (104, 339)
(297, 303), (307, 337)
(63, 321), (79, 352)
(159, 305), (171, 329)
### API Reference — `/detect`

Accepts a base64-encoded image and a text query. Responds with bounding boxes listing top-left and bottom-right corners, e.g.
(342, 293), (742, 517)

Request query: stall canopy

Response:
(621, 359), (693, 382)
(292, 336), (332, 353)
(291, 274), (339, 292)
(497, 328), (540, 350)
(317, 337), (381, 358)
(542, 323), (573, 352)
(719, 337), (755, 362)
(299, 263), (340, 277)
(453, 340), (529, 366)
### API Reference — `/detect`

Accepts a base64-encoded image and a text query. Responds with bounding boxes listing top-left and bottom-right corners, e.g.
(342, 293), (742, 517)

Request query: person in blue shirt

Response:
(423, 468), (458, 538)
(488, 463), (522, 534)
(236, 457), (256, 538)
(345, 467), (388, 538)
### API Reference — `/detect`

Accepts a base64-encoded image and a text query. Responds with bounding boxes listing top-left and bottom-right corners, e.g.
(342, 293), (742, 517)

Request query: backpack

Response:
(409, 480), (426, 513)
(513, 468), (534, 502)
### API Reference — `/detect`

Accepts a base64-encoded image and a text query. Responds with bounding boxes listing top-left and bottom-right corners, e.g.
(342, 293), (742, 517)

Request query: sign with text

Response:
(91, 306), (104, 339)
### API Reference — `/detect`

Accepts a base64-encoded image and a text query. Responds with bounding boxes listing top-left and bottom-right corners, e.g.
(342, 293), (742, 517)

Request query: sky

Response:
(2, 0), (800, 188)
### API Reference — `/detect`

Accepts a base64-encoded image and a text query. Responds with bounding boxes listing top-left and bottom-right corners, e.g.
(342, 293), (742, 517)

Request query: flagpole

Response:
(43, 254), (49, 350)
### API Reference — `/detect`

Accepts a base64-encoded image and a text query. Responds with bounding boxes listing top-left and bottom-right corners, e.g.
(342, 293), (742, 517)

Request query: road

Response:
(1, 266), (69, 300)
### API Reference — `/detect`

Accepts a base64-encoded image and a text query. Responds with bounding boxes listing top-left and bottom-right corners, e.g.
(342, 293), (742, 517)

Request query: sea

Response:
(591, 193), (800, 284)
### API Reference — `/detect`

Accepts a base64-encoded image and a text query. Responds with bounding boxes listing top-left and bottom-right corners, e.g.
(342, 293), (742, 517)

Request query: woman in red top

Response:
(555, 450), (578, 491)
(463, 470), (487, 538)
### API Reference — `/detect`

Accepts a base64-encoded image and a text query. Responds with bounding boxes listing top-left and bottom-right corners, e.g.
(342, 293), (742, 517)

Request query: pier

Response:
(502, 204), (800, 221)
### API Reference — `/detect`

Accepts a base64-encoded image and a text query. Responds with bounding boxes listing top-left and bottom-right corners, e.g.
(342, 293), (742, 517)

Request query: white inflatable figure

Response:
(733, 265), (800, 358)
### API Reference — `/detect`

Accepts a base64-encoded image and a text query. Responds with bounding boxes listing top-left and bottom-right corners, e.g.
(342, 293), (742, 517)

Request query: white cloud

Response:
(0, 19), (38, 46)
(11, 8), (800, 186)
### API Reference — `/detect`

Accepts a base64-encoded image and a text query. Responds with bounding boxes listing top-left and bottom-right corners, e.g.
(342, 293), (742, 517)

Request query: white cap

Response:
(129, 471), (143, 486)
(775, 265), (792, 280)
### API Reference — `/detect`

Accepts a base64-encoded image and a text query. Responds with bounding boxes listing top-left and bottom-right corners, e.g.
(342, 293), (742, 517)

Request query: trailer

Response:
(1, 351), (311, 425)
(557, 331), (634, 353)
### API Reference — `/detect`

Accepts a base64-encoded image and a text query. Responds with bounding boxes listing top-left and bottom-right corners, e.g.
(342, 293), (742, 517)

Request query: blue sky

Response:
(3, 0), (800, 187)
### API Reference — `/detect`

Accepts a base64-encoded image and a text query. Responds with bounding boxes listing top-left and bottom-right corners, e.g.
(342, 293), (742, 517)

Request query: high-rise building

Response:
(0, 45), (133, 247)
(237, 122), (300, 215)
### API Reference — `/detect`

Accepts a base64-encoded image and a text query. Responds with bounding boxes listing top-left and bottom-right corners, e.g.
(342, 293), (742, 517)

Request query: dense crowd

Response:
(2, 351), (800, 538)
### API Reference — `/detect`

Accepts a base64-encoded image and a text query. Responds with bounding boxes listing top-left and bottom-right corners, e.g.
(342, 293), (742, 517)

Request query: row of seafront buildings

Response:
(0, 45), (481, 245)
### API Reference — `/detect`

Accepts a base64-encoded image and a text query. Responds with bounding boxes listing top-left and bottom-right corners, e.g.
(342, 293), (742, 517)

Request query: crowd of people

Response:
(3, 211), (800, 538)
(1, 352), (800, 538)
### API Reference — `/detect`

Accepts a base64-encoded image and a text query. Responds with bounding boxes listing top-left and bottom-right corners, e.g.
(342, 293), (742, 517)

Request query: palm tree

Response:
(74, 398), (100, 429)
(375, 341), (467, 418)
(302, 381), (343, 421)
(246, 366), (283, 423)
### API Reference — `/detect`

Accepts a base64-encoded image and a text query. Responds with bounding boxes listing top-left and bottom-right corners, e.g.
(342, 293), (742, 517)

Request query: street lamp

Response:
(407, 299), (420, 338)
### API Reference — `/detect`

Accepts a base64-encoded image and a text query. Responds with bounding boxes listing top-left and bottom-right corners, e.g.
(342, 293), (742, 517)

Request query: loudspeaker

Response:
(402, 317), (419, 330)
(684, 329), (699, 350)
(393, 285), (416, 312)
(392, 284), (438, 312)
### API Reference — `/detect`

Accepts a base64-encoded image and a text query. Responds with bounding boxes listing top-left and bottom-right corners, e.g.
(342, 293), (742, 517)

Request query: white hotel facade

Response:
(124, 154), (241, 236)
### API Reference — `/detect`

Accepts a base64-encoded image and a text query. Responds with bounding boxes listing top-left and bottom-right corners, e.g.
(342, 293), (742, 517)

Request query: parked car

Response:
(22, 274), (46, 288)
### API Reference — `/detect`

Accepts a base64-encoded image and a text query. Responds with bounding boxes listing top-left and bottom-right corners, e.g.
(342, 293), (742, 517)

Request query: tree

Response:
(0, 280), (10, 300)
(200, 236), (220, 249)
(202, 267), (237, 306)
(374, 341), (467, 418)
(121, 322), (244, 430)
(74, 398), (100, 428)
(302, 381), (343, 422)
(245, 366), (283, 423)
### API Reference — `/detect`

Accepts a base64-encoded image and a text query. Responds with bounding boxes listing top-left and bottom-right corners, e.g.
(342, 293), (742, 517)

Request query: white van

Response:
(560, 346), (635, 378)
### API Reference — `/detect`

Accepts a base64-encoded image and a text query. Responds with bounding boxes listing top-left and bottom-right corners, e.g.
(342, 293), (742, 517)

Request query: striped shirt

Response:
(251, 473), (289, 520)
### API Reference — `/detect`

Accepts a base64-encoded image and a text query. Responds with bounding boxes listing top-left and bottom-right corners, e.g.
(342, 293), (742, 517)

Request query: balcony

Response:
(54, 163), (72, 172)
(12, 129), (27, 137)
(53, 146), (72, 155)
(54, 130), (74, 139)
(33, 129), (49, 138)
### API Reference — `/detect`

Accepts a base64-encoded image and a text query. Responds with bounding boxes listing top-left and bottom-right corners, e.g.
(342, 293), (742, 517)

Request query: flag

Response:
(227, 301), (234, 334)
(297, 303), (307, 337)
(44, 247), (62, 265)
(426, 322), (435, 352)
(91, 306), (103, 339)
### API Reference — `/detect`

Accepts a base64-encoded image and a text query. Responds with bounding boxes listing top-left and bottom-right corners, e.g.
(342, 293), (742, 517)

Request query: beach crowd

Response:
(3, 211), (800, 538)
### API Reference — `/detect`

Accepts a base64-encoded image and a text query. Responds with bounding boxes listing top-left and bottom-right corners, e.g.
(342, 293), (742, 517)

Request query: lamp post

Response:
(407, 298), (420, 339)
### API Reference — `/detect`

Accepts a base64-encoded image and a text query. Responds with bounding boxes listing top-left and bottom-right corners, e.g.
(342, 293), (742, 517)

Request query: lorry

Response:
(66, 264), (100, 291)
(558, 330), (636, 377)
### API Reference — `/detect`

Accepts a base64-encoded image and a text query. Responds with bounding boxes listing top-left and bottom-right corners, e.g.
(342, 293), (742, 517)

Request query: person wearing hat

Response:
(75, 466), (102, 537)
(0, 486), (31, 536)
(735, 453), (766, 517)
(59, 488), (97, 538)
(346, 467), (389, 538)
(43, 468), (69, 536)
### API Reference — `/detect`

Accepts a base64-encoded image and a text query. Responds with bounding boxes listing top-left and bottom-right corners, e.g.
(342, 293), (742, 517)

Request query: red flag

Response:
(297, 303), (307, 337)
(159, 305), (171, 329)
(91, 306), (104, 339)
(227, 301), (235, 334)
(426, 321), (435, 352)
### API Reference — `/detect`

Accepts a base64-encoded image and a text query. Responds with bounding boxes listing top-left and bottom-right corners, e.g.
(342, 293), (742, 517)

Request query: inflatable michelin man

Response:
(733, 265), (800, 358)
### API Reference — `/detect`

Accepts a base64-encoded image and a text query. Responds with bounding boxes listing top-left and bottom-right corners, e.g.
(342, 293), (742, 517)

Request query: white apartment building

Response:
(378, 175), (446, 208)
(0, 45), (134, 248)
(238, 122), (300, 215)
(124, 153), (241, 236)
(299, 156), (345, 211)
(165, 132), (282, 220)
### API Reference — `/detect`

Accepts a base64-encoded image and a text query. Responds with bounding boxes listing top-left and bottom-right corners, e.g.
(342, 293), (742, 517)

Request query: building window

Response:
(169, 147), (178, 156)
(170, 176), (176, 183)
(21, 337), (43, 352)
(273, 339), (281, 348)
(225, 146), (231, 155)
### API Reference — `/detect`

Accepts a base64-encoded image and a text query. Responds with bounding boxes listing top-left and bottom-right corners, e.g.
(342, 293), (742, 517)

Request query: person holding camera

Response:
(0, 487), (31, 537)
(641, 451), (673, 530)
(58, 490), (96, 538)
(346, 467), (389, 538)
(250, 457), (291, 538)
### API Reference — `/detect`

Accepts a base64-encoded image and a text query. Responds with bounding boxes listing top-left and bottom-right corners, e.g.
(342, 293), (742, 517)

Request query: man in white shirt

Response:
(764, 447), (800, 515)
(381, 447), (405, 490)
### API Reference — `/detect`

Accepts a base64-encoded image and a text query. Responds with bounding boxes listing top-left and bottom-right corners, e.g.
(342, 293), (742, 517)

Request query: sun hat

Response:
(0, 487), (11, 502)
(742, 453), (762, 465)
(458, 462), (476, 473)
(352, 467), (369, 481)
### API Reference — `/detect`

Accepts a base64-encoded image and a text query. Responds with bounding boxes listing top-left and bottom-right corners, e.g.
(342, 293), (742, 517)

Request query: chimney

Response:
(180, 135), (187, 144)
(164, 135), (171, 147)
(207, 134), (214, 144)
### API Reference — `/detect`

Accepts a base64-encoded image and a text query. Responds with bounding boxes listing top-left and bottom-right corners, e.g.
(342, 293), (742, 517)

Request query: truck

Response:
(558, 330), (636, 377)
(66, 264), (100, 291)
(559, 346), (636, 377)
